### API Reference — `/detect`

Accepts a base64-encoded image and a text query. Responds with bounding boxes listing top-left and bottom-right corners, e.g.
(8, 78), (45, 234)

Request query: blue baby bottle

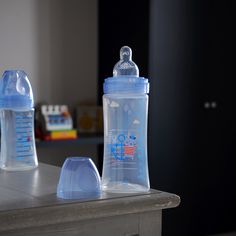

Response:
(0, 70), (38, 171)
(102, 46), (150, 193)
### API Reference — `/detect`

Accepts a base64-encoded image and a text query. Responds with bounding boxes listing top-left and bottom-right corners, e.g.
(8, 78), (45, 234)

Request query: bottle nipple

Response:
(113, 46), (139, 77)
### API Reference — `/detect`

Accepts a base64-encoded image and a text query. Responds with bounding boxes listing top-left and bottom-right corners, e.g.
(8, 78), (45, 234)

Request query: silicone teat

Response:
(113, 46), (139, 77)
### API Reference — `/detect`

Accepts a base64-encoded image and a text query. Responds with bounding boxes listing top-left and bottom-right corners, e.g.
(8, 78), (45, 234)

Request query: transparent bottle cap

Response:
(0, 70), (34, 109)
(57, 157), (101, 199)
(113, 46), (139, 77)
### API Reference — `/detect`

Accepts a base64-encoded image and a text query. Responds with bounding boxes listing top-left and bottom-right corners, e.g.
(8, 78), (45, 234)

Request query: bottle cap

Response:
(57, 157), (101, 199)
(0, 70), (34, 110)
(103, 46), (149, 94)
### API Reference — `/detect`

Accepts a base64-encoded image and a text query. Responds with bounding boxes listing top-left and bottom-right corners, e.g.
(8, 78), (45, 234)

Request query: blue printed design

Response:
(110, 133), (137, 161)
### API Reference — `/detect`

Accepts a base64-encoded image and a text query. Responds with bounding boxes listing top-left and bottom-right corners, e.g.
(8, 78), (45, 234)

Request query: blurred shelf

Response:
(36, 134), (104, 147)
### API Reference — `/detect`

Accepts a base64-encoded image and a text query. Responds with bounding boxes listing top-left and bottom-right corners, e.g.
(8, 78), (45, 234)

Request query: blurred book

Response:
(44, 129), (77, 140)
(76, 106), (103, 134)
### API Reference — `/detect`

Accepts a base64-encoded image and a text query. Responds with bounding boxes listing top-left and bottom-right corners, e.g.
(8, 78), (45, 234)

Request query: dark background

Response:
(99, 0), (234, 235)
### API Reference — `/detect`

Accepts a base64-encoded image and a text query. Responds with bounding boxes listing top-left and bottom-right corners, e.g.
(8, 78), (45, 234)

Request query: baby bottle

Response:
(0, 70), (38, 171)
(102, 46), (150, 193)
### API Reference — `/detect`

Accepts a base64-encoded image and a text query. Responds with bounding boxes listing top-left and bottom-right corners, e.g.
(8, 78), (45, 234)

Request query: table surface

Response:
(0, 163), (180, 233)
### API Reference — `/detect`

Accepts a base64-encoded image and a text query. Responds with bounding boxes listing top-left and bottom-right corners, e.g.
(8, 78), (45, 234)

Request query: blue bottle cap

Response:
(103, 46), (149, 94)
(0, 70), (34, 110)
(57, 157), (101, 199)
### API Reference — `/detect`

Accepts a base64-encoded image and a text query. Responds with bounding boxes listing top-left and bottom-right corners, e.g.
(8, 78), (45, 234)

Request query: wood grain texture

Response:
(0, 163), (179, 236)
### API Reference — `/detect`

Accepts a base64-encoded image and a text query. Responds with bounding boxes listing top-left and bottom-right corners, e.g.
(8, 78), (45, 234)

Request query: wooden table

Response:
(0, 163), (180, 236)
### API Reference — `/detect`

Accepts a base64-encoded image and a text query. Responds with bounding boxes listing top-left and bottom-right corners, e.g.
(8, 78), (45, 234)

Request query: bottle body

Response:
(0, 108), (38, 171)
(102, 93), (150, 193)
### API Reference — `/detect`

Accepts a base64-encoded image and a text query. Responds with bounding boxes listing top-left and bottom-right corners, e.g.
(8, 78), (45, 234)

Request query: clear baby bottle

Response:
(102, 46), (150, 193)
(0, 70), (38, 171)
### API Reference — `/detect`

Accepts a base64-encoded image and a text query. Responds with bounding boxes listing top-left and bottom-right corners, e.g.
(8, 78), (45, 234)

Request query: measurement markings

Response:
(16, 147), (31, 151)
(16, 126), (32, 129)
(16, 137), (32, 142)
(16, 153), (33, 157)
(16, 142), (31, 147)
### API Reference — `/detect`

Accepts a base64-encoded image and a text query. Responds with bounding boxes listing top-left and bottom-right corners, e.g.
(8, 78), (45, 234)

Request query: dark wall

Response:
(98, 0), (233, 235)
(98, 0), (150, 103)
(149, 0), (233, 235)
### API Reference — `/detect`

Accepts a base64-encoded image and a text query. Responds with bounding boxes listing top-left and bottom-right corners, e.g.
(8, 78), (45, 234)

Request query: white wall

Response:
(0, 0), (98, 106)
(0, 0), (98, 166)
(0, 0), (38, 97)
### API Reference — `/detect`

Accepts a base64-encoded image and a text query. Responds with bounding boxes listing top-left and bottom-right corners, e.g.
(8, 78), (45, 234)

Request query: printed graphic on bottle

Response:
(107, 130), (139, 161)
(15, 112), (34, 162)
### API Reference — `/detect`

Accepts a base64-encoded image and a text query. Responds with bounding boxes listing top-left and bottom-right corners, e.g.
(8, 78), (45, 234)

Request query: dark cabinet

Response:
(98, 0), (233, 235)
(149, 0), (233, 235)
